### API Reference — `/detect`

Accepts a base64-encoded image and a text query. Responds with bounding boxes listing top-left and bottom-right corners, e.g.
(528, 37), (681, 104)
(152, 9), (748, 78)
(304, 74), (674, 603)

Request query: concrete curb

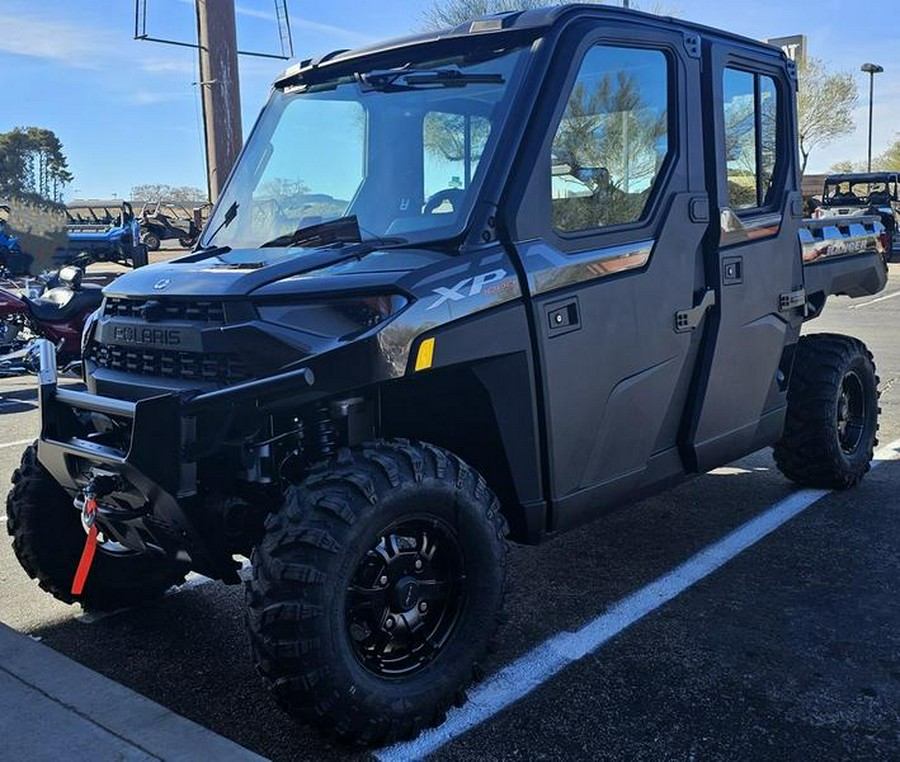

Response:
(0, 622), (266, 760)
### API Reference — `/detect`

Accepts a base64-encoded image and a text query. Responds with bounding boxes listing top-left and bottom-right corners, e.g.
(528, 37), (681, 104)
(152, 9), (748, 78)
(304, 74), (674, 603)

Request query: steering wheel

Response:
(423, 188), (465, 215)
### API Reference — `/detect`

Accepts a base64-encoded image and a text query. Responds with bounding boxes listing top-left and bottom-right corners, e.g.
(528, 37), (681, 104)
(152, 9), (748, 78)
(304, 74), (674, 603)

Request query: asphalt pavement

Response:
(1, 267), (899, 760)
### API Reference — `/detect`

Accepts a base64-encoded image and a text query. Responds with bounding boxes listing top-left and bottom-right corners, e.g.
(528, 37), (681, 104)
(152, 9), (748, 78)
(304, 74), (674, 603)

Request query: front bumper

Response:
(35, 340), (315, 580)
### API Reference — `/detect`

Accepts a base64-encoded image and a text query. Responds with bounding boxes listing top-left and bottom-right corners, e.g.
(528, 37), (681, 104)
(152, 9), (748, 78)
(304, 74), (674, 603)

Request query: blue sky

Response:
(2, 0), (897, 199)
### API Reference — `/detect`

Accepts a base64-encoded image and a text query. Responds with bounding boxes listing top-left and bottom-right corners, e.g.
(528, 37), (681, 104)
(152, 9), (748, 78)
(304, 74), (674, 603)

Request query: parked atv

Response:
(139, 202), (206, 251)
(60, 202), (148, 268)
(816, 172), (900, 261)
(7, 5), (888, 746)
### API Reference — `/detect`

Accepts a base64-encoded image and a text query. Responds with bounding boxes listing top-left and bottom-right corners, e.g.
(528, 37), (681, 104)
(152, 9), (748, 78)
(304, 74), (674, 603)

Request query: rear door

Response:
(684, 43), (805, 471)
(505, 21), (711, 531)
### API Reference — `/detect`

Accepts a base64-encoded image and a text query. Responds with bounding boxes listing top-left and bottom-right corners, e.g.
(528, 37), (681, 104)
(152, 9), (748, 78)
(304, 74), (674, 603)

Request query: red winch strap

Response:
(71, 497), (99, 596)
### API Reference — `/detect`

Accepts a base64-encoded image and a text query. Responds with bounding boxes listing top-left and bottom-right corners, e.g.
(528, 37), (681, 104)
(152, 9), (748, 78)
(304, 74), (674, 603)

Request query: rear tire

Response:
(774, 334), (879, 489)
(6, 444), (188, 609)
(246, 440), (508, 746)
(141, 231), (161, 251)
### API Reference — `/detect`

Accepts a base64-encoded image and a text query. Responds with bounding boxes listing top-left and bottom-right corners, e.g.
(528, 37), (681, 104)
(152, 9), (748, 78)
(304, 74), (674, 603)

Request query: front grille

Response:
(104, 297), (226, 323)
(93, 344), (249, 384)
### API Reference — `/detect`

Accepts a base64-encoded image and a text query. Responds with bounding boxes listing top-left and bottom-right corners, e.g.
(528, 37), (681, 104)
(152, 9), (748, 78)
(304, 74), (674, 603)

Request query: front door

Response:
(508, 24), (711, 531)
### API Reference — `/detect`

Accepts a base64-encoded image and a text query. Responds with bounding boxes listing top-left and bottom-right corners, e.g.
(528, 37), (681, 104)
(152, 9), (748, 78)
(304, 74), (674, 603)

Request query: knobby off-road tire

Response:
(141, 232), (161, 251)
(246, 440), (508, 746)
(6, 444), (188, 610)
(774, 334), (879, 489)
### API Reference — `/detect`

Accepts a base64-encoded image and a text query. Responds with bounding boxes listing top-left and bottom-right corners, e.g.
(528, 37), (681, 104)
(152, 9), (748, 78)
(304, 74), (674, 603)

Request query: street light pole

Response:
(861, 62), (884, 173)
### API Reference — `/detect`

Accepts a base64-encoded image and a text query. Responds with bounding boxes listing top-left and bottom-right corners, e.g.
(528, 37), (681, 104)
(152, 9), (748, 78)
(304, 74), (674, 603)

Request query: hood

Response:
(103, 245), (448, 299)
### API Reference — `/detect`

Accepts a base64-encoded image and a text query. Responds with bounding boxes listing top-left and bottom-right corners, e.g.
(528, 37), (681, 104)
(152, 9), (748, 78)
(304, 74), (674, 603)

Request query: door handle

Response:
(674, 289), (716, 333)
(546, 298), (580, 336)
(722, 256), (743, 285)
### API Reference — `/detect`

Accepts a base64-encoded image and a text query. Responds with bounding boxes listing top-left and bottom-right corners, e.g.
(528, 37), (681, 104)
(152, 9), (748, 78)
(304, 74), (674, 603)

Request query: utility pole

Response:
(195, 0), (243, 202)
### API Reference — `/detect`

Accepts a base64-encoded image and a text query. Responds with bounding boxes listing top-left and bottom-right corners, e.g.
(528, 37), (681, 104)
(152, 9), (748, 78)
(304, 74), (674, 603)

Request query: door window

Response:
(551, 45), (670, 234)
(723, 68), (781, 210)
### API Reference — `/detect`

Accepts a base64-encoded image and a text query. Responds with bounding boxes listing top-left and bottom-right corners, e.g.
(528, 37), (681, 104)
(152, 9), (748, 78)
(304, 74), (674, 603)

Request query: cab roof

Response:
(825, 172), (900, 183)
(275, 3), (788, 87)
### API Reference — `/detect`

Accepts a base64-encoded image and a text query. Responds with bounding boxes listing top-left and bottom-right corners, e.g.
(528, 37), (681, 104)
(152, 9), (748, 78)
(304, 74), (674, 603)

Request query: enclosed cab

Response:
(7, 5), (886, 745)
(817, 171), (900, 258)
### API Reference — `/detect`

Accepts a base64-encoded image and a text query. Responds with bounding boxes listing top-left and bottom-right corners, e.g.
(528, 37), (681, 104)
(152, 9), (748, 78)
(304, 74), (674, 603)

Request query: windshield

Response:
(823, 178), (898, 205)
(202, 45), (529, 251)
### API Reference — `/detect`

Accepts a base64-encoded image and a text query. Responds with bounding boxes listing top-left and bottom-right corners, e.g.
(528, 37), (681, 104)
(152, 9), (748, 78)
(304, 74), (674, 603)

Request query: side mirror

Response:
(58, 265), (83, 290)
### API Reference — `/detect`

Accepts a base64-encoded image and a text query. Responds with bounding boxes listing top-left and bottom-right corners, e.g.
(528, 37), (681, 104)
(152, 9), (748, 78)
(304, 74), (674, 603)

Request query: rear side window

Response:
(723, 68), (780, 211)
(551, 45), (670, 234)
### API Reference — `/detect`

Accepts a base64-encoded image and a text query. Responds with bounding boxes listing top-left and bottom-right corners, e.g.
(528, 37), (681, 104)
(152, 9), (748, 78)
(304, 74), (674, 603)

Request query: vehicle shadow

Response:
(0, 381), (84, 415)
(0, 385), (38, 414)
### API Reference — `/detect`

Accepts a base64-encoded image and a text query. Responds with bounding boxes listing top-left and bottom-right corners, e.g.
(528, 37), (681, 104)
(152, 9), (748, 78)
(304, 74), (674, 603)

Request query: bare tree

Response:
(829, 159), (859, 174)
(420, 0), (676, 30)
(131, 184), (207, 203)
(797, 57), (858, 176)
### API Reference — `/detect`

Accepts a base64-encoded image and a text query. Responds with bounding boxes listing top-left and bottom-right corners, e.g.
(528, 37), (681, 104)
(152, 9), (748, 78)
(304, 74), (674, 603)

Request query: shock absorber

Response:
(311, 404), (337, 460)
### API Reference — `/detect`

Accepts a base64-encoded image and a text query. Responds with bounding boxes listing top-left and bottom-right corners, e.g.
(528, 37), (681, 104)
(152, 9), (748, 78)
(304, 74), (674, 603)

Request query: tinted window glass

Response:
(723, 69), (758, 210)
(723, 68), (782, 211)
(551, 46), (669, 233)
(759, 75), (778, 204)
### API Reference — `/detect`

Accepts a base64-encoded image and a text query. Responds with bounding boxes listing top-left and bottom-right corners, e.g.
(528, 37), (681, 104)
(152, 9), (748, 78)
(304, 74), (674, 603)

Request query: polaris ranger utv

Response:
(6, 5), (888, 745)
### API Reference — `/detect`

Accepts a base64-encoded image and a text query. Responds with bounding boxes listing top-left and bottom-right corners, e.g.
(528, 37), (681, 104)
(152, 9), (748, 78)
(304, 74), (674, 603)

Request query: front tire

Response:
(774, 334), (879, 489)
(246, 440), (508, 745)
(6, 445), (188, 609)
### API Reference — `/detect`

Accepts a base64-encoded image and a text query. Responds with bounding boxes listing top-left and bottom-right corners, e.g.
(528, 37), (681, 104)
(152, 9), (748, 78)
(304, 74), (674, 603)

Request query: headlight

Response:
(258, 295), (408, 339)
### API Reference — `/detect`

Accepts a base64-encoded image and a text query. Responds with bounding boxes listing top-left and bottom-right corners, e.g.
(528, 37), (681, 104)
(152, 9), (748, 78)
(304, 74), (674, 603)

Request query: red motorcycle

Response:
(0, 265), (103, 375)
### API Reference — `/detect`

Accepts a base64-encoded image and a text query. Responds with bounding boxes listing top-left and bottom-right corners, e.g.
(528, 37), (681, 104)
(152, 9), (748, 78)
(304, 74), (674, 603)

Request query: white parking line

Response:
(848, 289), (900, 309)
(376, 439), (900, 762)
(0, 438), (33, 450)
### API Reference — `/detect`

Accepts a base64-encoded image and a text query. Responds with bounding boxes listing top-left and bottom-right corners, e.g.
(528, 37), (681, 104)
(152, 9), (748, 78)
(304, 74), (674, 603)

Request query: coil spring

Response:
(312, 404), (337, 460)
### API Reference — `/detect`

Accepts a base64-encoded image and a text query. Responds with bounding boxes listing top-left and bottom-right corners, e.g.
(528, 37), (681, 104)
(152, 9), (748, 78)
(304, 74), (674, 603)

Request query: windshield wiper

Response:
(260, 215), (363, 249)
(361, 68), (504, 92)
(203, 200), (239, 247)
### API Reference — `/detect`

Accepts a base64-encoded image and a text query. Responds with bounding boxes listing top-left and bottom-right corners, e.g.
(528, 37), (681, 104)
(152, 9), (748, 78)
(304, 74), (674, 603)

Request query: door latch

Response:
(674, 289), (716, 333)
(779, 288), (806, 312)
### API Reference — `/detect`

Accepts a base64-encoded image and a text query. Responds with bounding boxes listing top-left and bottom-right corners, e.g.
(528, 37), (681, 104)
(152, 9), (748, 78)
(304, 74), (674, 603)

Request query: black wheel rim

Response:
(345, 516), (466, 678)
(837, 370), (867, 454)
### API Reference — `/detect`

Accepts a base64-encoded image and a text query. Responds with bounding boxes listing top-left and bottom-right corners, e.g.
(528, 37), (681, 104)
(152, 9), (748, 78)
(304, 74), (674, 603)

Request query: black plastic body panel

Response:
(804, 252), (887, 301)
